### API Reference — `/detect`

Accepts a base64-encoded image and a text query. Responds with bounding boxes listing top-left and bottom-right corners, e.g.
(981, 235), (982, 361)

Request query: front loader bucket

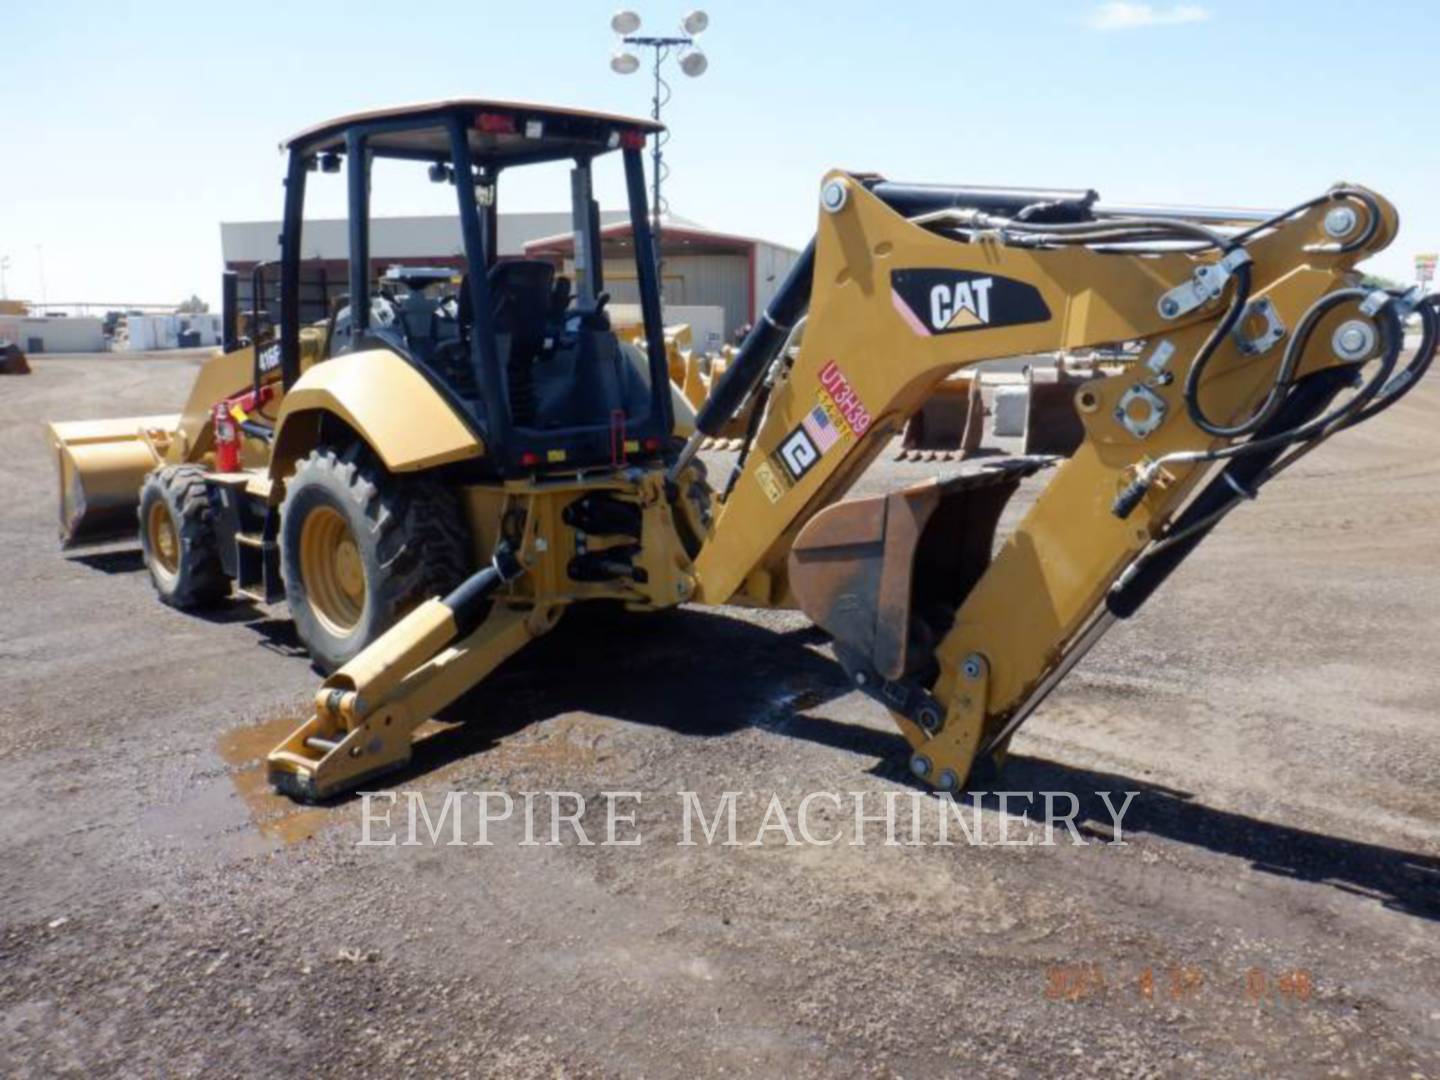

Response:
(48, 415), (176, 547)
(789, 458), (1048, 682)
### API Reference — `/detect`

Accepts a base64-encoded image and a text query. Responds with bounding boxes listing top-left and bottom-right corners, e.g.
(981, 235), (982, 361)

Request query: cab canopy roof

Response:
(283, 99), (664, 167)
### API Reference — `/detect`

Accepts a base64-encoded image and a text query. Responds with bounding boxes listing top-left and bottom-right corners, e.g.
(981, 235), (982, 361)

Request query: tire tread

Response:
(139, 465), (228, 609)
(280, 445), (469, 670)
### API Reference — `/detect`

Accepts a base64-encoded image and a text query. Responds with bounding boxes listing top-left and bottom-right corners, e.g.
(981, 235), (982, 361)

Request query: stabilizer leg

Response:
(267, 549), (554, 801)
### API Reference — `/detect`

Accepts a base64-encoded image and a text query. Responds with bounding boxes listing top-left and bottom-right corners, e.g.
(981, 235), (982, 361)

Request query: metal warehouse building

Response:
(219, 212), (799, 349)
(524, 220), (800, 347)
(220, 211), (623, 323)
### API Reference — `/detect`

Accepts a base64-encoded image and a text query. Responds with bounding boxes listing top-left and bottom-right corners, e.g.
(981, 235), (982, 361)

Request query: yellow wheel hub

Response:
(146, 499), (180, 582)
(299, 505), (366, 636)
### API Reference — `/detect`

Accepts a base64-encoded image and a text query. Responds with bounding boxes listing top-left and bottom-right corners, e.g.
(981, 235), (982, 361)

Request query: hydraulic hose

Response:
(1198, 294), (1401, 460)
(1340, 293), (1438, 427)
(1106, 365), (1356, 619)
(1113, 293), (1405, 519)
(667, 242), (814, 486)
(1230, 186), (1383, 254)
(442, 543), (525, 636)
(720, 380), (773, 501)
(1178, 261), (1261, 437)
(931, 213), (1234, 254)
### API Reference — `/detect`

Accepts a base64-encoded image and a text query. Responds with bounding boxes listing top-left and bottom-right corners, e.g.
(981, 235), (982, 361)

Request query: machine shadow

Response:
(66, 550), (306, 658)
(366, 604), (857, 790)
(67, 548), (145, 574)
(190, 597), (311, 653)
(422, 606), (1438, 921)
(963, 755), (1440, 923)
(440, 604), (855, 740)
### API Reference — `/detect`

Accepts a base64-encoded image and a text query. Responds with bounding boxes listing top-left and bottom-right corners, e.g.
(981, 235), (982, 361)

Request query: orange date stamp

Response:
(1045, 964), (1313, 1005)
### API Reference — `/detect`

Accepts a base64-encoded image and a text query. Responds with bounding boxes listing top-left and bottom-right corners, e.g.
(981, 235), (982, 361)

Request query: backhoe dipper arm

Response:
(689, 171), (1428, 791)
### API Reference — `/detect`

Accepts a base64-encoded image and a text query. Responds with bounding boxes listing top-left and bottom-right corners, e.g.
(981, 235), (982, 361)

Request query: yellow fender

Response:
(271, 349), (484, 479)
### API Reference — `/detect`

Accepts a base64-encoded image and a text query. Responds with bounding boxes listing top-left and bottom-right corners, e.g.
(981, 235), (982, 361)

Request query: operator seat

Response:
(432, 263), (646, 436)
(396, 288), (440, 359)
(489, 260), (557, 428)
(489, 260), (555, 343)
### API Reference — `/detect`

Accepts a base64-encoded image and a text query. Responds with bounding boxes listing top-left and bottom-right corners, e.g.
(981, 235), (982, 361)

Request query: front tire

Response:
(279, 445), (469, 673)
(137, 466), (229, 609)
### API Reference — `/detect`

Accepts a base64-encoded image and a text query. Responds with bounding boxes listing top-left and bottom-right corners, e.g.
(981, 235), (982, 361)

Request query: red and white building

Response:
(220, 212), (800, 350)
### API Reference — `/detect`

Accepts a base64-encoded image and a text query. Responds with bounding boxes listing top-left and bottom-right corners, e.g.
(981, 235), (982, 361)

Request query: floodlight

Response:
(678, 48), (707, 77)
(611, 50), (641, 74)
(681, 10), (708, 34)
(611, 10), (641, 34)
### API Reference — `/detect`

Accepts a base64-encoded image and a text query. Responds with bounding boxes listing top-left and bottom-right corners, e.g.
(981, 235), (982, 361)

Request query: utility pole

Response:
(608, 9), (710, 301)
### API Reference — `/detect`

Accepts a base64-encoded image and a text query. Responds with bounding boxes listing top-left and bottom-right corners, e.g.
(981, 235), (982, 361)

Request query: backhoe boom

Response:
(684, 173), (1425, 789)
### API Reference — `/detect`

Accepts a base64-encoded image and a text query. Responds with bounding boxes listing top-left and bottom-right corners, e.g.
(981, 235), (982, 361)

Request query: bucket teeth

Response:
(894, 448), (963, 463)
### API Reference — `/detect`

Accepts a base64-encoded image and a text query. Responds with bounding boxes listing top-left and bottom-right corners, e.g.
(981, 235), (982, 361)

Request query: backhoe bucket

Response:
(48, 415), (176, 547)
(901, 373), (982, 453)
(788, 459), (1047, 682)
(1021, 367), (1087, 457)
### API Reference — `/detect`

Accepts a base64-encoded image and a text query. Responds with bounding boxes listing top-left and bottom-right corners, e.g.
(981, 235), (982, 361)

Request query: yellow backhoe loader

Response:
(49, 100), (1437, 801)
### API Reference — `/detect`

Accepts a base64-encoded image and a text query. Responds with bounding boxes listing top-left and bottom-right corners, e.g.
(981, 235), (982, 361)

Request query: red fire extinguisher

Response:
(212, 383), (275, 473)
(214, 400), (241, 472)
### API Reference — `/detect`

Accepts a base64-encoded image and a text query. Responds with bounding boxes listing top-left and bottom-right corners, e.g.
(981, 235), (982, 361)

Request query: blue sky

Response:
(1, 0), (1435, 307)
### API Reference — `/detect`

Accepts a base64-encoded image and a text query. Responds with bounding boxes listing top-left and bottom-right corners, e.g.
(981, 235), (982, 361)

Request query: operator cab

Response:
(275, 99), (671, 475)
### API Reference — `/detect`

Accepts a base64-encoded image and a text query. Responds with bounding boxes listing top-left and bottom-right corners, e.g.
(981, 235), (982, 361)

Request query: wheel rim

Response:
(298, 505), (366, 637)
(146, 499), (180, 583)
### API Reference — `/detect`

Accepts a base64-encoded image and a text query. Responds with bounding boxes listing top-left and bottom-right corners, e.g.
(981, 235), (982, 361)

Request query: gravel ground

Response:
(1, 351), (1437, 1078)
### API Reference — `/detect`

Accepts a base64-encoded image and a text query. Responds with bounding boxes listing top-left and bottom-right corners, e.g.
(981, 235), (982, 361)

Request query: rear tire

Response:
(279, 445), (470, 674)
(137, 466), (229, 609)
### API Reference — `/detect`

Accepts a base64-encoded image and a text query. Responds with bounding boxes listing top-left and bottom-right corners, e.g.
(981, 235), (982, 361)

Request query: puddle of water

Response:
(217, 712), (333, 844)
(215, 712), (460, 844)
(216, 712), (305, 765)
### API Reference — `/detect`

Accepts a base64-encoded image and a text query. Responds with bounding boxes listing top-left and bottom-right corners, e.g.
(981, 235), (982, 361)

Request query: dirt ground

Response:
(1, 351), (1437, 1078)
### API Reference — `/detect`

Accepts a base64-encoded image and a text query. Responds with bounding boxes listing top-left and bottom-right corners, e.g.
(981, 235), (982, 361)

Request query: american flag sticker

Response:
(801, 405), (840, 452)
